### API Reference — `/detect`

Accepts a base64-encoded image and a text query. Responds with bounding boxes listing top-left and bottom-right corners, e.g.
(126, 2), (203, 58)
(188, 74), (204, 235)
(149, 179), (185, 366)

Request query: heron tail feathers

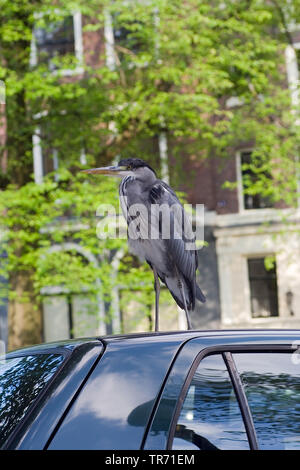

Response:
(196, 283), (206, 303)
(164, 276), (206, 310)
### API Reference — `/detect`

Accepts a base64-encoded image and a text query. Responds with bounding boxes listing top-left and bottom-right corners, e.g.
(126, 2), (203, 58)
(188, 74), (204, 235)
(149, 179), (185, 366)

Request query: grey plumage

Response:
(82, 157), (206, 330)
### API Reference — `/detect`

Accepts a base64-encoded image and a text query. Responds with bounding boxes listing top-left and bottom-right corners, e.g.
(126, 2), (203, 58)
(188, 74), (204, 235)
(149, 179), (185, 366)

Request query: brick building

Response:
(1, 10), (300, 346)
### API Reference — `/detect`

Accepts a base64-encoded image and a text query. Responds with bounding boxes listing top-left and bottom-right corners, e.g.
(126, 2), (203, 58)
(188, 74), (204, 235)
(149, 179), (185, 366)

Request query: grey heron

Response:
(82, 158), (206, 330)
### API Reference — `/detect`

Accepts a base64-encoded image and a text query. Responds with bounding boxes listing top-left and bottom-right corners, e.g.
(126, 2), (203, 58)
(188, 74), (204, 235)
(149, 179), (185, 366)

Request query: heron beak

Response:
(81, 165), (126, 176)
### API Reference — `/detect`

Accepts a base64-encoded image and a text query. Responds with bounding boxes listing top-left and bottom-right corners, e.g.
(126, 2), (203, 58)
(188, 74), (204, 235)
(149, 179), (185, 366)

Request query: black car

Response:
(0, 329), (300, 450)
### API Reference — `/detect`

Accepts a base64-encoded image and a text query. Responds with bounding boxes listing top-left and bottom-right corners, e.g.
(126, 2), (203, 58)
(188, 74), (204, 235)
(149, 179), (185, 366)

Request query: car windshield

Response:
(0, 353), (65, 448)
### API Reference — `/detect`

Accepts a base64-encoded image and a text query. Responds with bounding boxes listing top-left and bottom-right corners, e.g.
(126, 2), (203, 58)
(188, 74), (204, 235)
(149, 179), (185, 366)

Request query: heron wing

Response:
(149, 180), (205, 308)
(167, 210), (197, 282)
(149, 180), (197, 274)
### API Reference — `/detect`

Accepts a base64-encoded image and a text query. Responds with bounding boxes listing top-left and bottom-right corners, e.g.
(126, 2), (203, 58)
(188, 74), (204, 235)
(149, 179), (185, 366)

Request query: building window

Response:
(104, 9), (151, 70)
(43, 147), (59, 176)
(32, 127), (87, 184)
(238, 151), (274, 210)
(34, 16), (75, 69)
(32, 124), (59, 183)
(39, 125), (59, 177)
(247, 257), (279, 318)
(113, 15), (142, 56)
(30, 12), (83, 74)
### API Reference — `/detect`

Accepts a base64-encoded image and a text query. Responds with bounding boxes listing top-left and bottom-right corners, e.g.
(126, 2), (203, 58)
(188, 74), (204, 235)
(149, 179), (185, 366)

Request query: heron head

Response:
(81, 158), (156, 179)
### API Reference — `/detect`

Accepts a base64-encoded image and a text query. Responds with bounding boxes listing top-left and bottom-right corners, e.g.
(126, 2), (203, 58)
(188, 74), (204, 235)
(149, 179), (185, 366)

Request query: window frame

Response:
(104, 8), (158, 71)
(166, 344), (297, 451)
(247, 256), (279, 319)
(30, 11), (84, 76)
(32, 121), (87, 183)
(236, 149), (276, 213)
(32, 125), (60, 183)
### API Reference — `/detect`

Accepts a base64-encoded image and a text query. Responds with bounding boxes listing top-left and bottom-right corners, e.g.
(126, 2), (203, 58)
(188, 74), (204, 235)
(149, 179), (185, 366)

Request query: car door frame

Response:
(142, 332), (300, 450)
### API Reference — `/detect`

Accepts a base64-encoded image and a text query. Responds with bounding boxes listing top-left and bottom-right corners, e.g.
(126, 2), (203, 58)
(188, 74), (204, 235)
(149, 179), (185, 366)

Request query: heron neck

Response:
(136, 170), (157, 188)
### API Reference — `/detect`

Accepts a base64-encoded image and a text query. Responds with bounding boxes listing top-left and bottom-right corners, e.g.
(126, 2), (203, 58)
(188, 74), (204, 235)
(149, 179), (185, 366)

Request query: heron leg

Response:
(153, 267), (160, 332)
(175, 267), (192, 330)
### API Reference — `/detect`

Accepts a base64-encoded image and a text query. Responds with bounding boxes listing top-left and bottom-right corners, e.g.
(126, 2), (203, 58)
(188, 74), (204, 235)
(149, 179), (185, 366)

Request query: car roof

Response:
(101, 328), (300, 341)
(5, 328), (300, 357)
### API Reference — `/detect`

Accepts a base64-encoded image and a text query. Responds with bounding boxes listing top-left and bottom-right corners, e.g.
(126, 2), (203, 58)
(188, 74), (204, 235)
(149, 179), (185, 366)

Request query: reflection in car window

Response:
(0, 354), (64, 447)
(233, 353), (300, 450)
(173, 354), (249, 450)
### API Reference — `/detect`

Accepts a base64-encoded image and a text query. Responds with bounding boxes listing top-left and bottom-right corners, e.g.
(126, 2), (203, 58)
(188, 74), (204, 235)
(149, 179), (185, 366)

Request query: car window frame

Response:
(166, 344), (297, 450)
(141, 333), (300, 450)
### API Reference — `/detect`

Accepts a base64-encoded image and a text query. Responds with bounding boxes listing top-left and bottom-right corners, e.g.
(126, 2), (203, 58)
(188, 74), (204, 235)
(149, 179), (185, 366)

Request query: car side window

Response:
(172, 354), (250, 450)
(233, 353), (300, 450)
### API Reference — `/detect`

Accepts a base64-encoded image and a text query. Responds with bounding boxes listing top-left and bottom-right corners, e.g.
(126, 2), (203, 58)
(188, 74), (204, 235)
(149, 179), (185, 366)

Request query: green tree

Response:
(87, 0), (300, 200)
(1, 0), (300, 348)
(0, 0), (137, 349)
